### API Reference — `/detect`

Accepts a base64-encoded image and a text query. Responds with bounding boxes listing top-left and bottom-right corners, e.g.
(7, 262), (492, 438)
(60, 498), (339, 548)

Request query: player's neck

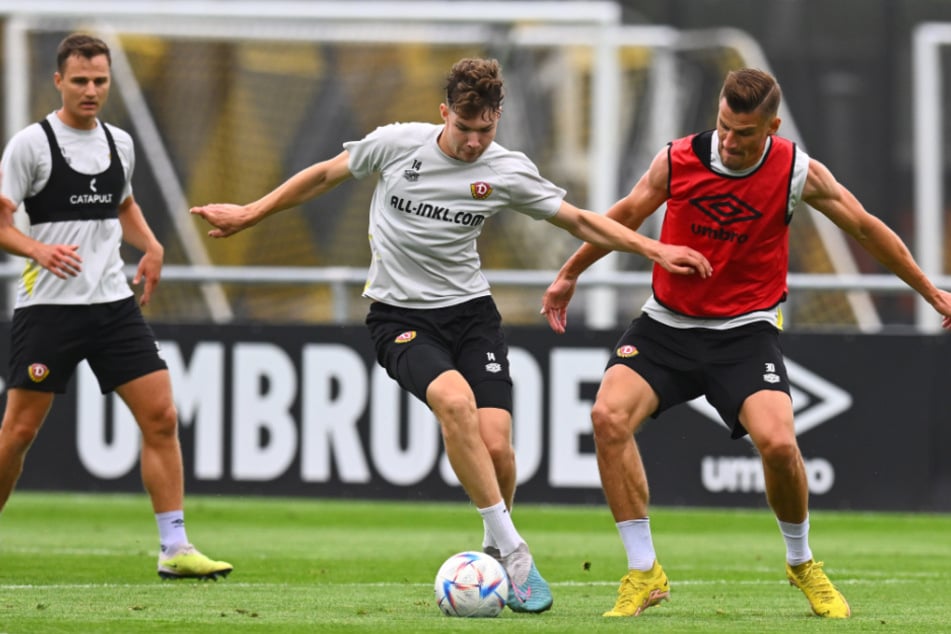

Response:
(55, 109), (98, 131)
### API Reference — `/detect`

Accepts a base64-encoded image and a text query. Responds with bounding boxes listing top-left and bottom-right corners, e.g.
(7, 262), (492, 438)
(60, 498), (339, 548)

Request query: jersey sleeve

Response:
(788, 145), (810, 216)
(499, 151), (566, 220)
(343, 123), (409, 179)
(0, 124), (47, 205)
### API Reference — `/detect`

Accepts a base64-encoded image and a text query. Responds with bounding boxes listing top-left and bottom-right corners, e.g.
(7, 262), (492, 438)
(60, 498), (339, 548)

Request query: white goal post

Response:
(913, 22), (951, 333)
(2, 0), (922, 331)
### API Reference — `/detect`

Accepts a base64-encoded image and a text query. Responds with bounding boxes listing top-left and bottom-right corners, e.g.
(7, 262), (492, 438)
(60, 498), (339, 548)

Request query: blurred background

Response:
(3, 0), (951, 331)
(2, 1), (950, 510)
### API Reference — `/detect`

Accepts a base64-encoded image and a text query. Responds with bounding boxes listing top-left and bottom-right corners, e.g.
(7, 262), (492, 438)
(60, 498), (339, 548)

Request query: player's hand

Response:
(930, 289), (951, 330)
(0, 194), (16, 220)
(0, 167), (18, 222)
(190, 203), (256, 238)
(0, 167), (14, 219)
(541, 276), (578, 334)
(34, 243), (82, 279)
(133, 248), (163, 306)
(654, 243), (713, 278)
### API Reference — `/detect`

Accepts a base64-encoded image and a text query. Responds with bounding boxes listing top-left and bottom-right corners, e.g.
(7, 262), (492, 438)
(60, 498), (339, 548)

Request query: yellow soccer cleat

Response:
(786, 559), (851, 618)
(603, 561), (670, 617)
(157, 544), (233, 580)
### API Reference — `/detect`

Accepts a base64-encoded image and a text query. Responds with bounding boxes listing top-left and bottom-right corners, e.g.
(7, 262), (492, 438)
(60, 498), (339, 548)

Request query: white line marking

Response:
(0, 576), (931, 591)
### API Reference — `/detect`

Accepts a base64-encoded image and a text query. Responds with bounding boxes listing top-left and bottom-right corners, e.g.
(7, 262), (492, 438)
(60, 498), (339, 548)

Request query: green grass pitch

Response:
(1, 492), (949, 633)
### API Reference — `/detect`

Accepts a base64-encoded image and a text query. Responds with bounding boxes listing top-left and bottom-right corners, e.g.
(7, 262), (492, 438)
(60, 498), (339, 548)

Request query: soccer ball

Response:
(434, 551), (509, 617)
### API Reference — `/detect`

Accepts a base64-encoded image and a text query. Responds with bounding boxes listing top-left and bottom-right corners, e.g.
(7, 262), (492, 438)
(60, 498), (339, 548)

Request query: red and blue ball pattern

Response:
(434, 551), (509, 617)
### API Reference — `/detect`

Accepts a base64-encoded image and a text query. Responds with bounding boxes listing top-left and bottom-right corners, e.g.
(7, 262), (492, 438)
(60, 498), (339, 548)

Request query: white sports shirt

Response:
(345, 122), (566, 309)
(0, 112), (135, 307)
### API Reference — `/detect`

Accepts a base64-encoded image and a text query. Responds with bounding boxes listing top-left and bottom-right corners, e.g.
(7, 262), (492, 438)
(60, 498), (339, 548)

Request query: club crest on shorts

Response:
(615, 344), (639, 358)
(394, 331), (417, 344)
(28, 363), (50, 382)
(470, 181), (493, 200)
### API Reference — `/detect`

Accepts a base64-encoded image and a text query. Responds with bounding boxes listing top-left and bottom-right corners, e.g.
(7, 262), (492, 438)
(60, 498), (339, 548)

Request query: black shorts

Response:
(365, 296), (513, 412)
(606, 314), (790, 438)
(7, 296), (168, 394)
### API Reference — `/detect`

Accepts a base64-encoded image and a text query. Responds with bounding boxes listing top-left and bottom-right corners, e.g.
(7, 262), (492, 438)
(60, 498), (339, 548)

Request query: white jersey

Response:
(345, 122), (565, 308)
(0, 112), (135, 307)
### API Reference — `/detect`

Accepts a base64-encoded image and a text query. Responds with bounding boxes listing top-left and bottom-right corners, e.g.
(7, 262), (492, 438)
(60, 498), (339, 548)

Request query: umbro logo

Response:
(690, 193), (762, 225)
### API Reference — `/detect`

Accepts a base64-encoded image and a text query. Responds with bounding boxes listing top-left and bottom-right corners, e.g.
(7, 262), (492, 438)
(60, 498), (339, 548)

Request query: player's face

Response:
(715, 98), (779, 171)
(54, 53), (111, 130)
(438, 104), (499, 163)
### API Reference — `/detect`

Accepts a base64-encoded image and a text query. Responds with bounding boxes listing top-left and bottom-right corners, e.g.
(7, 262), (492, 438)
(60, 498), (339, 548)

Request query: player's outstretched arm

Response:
(547, 202), (711, 278)
(191, 150), (353, 238)
(541, 147), (711, 333)
(803, 158), (951, 330)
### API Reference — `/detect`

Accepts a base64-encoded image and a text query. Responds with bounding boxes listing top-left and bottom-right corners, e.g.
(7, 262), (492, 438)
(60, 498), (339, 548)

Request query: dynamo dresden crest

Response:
(28, 363), (50, 382)
(394, 331), (417, 344)
(470, 181), (493, 200)
(615, 345), (639, 358)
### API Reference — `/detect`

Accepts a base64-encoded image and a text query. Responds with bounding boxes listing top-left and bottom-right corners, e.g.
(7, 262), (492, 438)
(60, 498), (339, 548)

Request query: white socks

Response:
(155, 510), (188, 553)
(617, 518), (656, 571)
(615, 515), (812, 571)
(482, 518), (498, 552)
(478, 501), (523, 557)
(777, 516), (812, 566)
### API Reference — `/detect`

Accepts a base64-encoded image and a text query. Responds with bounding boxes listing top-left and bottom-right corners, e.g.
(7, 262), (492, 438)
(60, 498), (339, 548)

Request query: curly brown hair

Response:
(445, 58), (504, 120)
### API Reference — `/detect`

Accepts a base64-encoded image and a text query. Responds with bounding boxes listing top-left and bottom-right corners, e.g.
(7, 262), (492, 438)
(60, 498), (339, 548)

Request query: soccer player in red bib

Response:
(543, 68), (951, 619)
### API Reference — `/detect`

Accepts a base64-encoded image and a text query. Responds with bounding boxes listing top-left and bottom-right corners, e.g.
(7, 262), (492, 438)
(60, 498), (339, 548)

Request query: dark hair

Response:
(720, 68), (781, 118)
(56, 33), (111, 73)
(445, 58), (504, 120)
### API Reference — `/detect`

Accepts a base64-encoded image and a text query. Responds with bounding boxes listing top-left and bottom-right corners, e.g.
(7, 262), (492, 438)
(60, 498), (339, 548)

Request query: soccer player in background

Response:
(0, 33), (232, 580)
(541, 67), (951, 618)
(191, 57), (711, 613)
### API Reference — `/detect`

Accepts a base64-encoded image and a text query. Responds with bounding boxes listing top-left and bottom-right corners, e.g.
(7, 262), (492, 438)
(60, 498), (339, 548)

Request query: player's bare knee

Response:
(482, 434), (514, 465)
(0, 421), (41, 452)
(431, 391), (477, 426)
(590, 402), (632, 446)
(757, 437), (801, 471)
(137, 405), (179, 440)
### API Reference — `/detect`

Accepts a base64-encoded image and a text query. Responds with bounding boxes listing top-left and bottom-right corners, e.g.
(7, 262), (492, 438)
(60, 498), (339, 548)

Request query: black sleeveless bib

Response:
(23, 119), (125, 225)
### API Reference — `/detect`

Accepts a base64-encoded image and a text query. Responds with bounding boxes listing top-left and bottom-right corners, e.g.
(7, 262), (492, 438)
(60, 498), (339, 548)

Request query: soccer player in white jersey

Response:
(191, 57), (711, 612)
(0, 33), (232, 580)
